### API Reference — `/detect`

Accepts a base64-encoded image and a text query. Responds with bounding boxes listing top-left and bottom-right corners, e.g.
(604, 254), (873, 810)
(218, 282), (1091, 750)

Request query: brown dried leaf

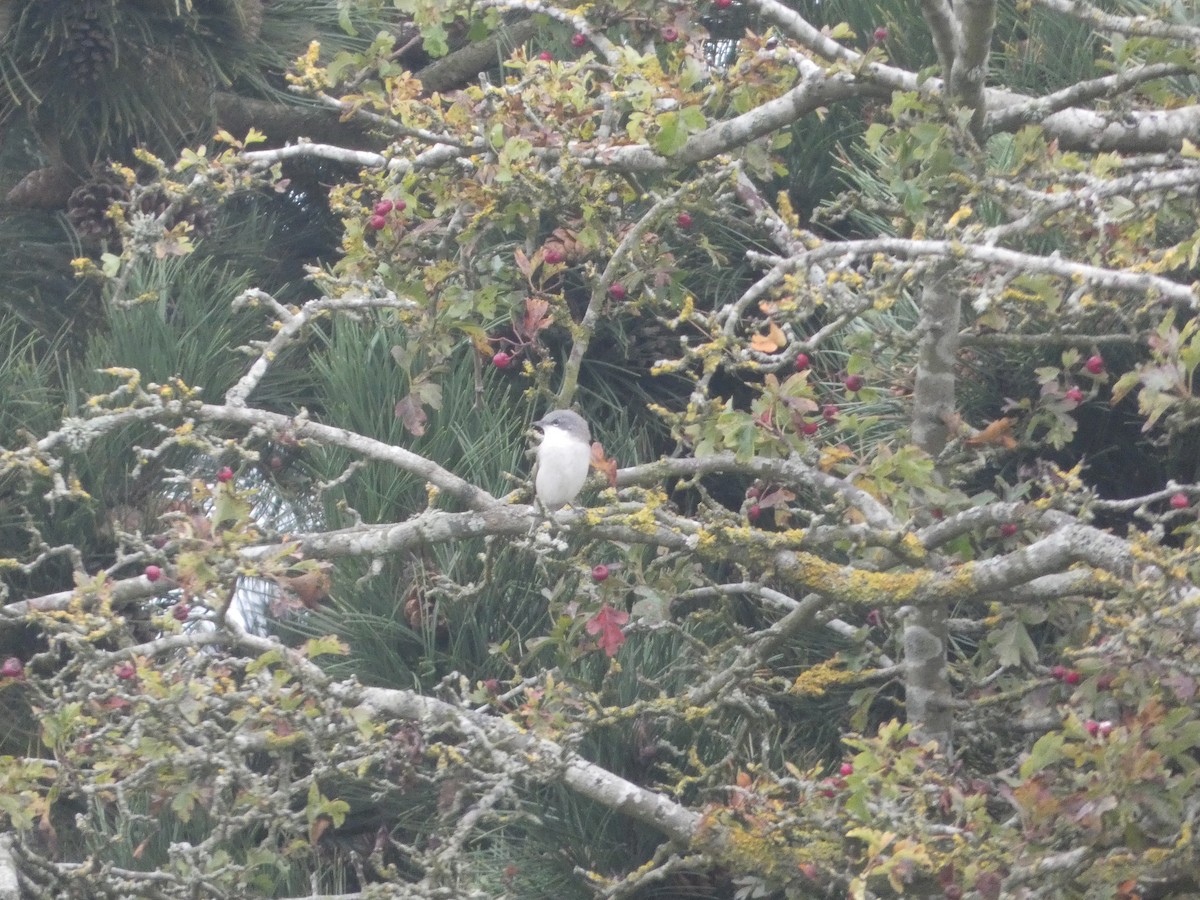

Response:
(757, 488), (795, 510)
(965, 417), (1017, 450)
(750, 321), (787, 353)
(278, 568), (331, 610)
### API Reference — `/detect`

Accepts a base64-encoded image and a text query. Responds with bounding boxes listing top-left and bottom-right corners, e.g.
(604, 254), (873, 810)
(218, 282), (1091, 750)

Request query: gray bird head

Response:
(535, 409), (591, 443)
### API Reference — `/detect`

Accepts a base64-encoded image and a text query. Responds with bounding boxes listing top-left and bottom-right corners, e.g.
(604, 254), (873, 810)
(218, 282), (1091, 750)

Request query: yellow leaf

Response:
(947, 205), (973, 227)
(819, 445), (855, 472)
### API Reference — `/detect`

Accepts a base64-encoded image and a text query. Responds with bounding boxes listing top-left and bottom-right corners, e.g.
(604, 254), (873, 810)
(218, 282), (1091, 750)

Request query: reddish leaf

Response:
(310, 815), (331, 846)
(589, 442), (618, 488)
(517, 296), (554, 341)
(394, 394), (428, 437)
(585, 604), (629, 657)
(513, 247), (532, 279)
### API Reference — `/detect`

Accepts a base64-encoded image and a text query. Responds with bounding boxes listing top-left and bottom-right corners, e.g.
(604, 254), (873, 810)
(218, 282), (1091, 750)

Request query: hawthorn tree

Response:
(2, 0), (1200, 897)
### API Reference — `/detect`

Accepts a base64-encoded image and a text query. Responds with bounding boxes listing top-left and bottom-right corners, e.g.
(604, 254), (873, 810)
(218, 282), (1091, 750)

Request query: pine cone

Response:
(63, 1), (115, 84)
(66, 175), (129, 244)
(135, 187), (216, 240)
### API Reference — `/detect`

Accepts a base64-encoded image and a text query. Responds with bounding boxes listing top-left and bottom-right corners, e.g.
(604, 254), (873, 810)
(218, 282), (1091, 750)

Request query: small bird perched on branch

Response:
(532, 409), (592, 509)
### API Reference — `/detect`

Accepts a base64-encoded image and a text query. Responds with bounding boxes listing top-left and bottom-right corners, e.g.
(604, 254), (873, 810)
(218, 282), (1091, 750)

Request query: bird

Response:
(532, 409), (592, 509)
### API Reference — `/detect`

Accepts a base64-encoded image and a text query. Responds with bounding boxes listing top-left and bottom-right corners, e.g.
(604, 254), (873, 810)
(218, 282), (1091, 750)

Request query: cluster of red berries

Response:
(367, 198), (406, 232)
(1050, 664), (1081, 686)
(1059, 354), (1106, 404)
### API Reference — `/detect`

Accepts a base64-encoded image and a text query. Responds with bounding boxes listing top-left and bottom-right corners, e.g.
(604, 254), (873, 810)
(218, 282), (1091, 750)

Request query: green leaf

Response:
(654, 112), (688, 156)
(421, 23), (449, 57)
(1020, 731), (1066, 778)
(247, 649), (284, 674)
(992, 620), (1036, 668)
(680, 105), (707, 132)
(302, 636), (349, 660)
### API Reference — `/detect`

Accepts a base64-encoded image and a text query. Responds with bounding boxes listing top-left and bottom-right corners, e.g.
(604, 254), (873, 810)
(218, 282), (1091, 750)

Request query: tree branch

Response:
(1031, 0), (1200, 43)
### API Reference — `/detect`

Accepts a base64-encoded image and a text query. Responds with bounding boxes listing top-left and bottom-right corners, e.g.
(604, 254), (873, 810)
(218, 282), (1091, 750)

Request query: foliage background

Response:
(1, 0), (1199, 898)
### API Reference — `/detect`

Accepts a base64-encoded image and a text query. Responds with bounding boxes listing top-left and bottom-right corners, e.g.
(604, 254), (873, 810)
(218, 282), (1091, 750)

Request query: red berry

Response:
(216, 466), (234, 484)
(144, 565), (162, 583)
(1064, 670), (1081, 685)
(822, 404), (839, 422)
(866, 609), (882, 627)
(839, 762), (854, 776)
(801, 421), (820, 436)
(1, 657), (23, 678)
(172, 603), (190, 622)
(714, 0), (732, 7)
(1085, 354), (1104, 375)
(661, 26), (679, 42)
(537, 51), (553, 62)
(543, 246), (564, 265)
(1065, 386), (1084, 403)
(748, 504), (762, 522)
(591, 564), (610, 582)
(1170, 492), (1190, 509)
(999, 523), (1018, 538)
(1085, 719), (1099, 736)
(746, 485), (761, 499)
(874, 27), (889, 42)
(571, 33), (586, 48)
(676, 212), (693, 229)
(115, 661), (136, 680)
(367, 214), (387, 231)
(843, 374), (864, 393)
(373, 200), (394, 216)
(795, 353), (810, 371)
(609, 282), (627, 300)
(1098, 720), (1113, 737)
(492, 351), (513, 369)
(1096, 674), (1114, 691)
(1051, 664), (1068, 680)
(484, 678), (500, 694)
(393, 199), (407, 211)
(268, 454), (284, 471)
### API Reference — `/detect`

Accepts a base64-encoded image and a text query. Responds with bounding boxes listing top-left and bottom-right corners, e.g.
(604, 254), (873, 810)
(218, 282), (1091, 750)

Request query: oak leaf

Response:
(586, 604), (629, 657)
